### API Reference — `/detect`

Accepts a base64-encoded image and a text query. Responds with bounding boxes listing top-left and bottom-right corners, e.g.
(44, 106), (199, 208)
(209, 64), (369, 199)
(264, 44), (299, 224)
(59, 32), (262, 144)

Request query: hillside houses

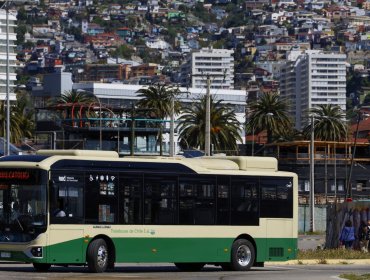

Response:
(14, 0), (370, 96)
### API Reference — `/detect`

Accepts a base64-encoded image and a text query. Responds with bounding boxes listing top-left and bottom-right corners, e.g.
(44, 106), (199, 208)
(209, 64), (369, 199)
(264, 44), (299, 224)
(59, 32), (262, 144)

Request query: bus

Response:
(0, 150), (298, 273)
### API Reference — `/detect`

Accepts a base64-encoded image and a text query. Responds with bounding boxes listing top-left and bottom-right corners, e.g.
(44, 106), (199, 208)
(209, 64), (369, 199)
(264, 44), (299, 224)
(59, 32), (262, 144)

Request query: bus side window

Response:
(119, 175), (143, 224)
(217, 176), (230, 225)
(85, 172), (118, 224)
(194, 180), (215, 225)
(231, 177), (259, 226)
(260, 178), (293, 218)
(144, 176), (177, 225)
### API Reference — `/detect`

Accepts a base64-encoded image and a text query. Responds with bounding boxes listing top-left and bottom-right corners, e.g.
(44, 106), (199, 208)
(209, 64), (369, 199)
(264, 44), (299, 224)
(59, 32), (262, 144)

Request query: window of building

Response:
(298, 179), (310, 192)
(356, 180), (367, 192)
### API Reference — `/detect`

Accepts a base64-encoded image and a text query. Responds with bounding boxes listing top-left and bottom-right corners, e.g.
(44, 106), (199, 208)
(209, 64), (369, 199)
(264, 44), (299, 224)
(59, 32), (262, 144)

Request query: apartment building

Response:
(280, 49), (347, 130)
(180, 47), (234, 89)
(0, 9), (17, 102)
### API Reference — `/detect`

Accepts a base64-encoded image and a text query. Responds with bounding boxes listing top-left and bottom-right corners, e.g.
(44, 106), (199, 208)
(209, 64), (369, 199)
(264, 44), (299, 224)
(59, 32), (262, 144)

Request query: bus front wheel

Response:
(87, 239), (109, 273)
(33, 263), (51, 272)
(230, 239), (255, 271)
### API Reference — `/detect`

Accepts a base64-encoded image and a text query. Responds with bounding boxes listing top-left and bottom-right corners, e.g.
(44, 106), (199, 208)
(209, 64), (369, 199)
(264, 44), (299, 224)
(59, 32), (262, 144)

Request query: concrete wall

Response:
(299, 205), (327, 232)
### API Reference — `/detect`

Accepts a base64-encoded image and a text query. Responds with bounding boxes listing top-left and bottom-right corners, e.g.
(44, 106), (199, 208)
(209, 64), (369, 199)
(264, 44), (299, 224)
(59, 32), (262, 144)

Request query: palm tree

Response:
(12, 93), (34, 143)
(304, 104), (348, 141)
(177, 95), (242, 155)
(0, 101), (21, 144)
(136, 84), (180, 155)
(0, 93), (35, 145)
(48, 90), (98, 127)
(246, 92), (292, 143)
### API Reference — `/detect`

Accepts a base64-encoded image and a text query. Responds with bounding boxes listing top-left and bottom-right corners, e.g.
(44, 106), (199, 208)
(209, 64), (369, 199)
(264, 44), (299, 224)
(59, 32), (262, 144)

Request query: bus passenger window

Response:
(85, 172), (118, 224)
(231, 177), (259, 226)
(179, 177), (216, 225)
(119, 176), (142, 225)
(260, 178), (293, 218)
(143, 176), (177, 225)
(217, 181), (230, 225)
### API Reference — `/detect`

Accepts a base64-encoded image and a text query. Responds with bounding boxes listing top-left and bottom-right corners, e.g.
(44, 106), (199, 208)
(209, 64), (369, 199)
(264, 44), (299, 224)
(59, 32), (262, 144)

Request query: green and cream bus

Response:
(0, 150), (297, 273)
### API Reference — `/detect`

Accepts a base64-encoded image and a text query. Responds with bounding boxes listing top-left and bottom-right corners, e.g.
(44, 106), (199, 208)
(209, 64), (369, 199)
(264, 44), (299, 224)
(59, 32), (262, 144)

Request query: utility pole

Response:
(309, 115), (315, 232)
(169, 97), (175, 157)
(130, 104), (135, 156)
(347, 112), (361, 200)
(205, 75), (211, 156)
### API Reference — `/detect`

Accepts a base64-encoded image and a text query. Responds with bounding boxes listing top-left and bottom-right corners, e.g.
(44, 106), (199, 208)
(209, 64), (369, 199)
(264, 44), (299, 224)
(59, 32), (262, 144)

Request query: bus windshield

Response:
(0, 169), (47, 242)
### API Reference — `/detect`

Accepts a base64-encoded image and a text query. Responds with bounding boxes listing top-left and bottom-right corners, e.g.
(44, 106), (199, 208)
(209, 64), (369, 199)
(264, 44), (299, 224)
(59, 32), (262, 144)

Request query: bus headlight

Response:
(30, 247), (43, 258)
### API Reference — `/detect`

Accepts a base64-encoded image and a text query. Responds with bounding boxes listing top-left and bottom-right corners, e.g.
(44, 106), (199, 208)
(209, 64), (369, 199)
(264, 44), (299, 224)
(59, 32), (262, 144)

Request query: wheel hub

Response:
(237, 244), (252, 266)
(97, 245), (107, 268)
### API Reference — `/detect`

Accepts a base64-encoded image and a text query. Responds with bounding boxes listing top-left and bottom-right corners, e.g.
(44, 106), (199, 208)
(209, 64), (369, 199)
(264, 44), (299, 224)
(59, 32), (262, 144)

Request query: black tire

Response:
(87, 239), (109, 273)
(230, 239), (255, 271)
(174, 262), (205, 271)
(33, 263), (51, 272)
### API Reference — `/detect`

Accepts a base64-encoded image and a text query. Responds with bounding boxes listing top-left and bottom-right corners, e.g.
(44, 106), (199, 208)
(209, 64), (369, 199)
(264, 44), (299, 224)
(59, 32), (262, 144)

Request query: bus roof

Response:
(0, 150), (282, 174)
(33, 150), (278, 172)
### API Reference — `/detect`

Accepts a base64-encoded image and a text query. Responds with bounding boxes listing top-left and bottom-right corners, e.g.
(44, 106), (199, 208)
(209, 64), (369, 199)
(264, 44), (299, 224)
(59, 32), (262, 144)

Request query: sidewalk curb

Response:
(267, 259), (370, 265)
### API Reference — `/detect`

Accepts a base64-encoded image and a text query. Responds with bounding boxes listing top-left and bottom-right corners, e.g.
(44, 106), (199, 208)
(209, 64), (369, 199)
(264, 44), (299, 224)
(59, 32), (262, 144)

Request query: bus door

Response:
(48, 172), (85, 264)
(261, 178), (294, 261)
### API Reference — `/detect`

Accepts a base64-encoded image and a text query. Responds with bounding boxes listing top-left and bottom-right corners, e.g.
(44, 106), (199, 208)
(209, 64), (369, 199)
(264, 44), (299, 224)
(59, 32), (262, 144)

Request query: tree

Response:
(136, 84), (181, 155)
(303, 104), (348, 141)
(47, 90), (98, 127)
(111, 44), (134, 59)
(177, 95), (242, 155)
(12, 93), (35, 143)
(246, 92), (292, 143)
(0, 93), (35, 145)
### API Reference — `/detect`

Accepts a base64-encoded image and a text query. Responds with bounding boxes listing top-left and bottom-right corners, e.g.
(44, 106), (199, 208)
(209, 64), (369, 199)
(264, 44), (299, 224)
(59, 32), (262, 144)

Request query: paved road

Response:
(0, 263), (368, 280)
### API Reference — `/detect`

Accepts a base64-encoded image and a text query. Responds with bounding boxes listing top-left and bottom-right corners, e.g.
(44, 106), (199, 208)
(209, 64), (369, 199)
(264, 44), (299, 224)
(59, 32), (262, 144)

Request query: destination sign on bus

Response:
(0, 169), (41, 184)
(0, 171), (30, 180)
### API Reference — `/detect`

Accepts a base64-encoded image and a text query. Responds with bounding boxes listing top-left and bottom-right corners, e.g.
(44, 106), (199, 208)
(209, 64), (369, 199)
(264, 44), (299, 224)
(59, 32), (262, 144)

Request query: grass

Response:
(339, 274), (370, 280)
(295, 249), (370, 278)
(298, 249), (370, 260)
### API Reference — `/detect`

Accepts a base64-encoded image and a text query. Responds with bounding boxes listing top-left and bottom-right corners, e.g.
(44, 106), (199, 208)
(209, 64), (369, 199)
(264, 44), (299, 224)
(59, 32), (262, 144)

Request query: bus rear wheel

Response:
(174, 262), (204, 271)
(87, 239), (109, 273)
(33, 263), (51, 272)
(230, 239), (255, 271)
